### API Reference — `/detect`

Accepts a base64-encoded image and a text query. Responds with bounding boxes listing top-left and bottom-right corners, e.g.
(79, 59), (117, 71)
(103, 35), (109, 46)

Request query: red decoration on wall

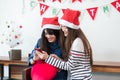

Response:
(19, 25), (23, 28)
(72, 0), (82, 3)
(111, 0), (120, 13)
(39, 3), (49, 15)
(14, 35), (18, 39)
(52, 0), (61, 3)
(87, 7), (98, 20)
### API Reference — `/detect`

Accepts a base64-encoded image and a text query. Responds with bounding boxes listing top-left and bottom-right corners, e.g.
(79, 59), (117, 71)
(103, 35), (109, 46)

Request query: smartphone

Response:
(35, 48), (42, 52)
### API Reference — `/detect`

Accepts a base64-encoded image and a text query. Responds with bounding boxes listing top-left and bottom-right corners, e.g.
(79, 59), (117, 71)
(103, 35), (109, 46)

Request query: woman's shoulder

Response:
(72, 37), (83, 45)
(74, 37), (81, 42)
(71, 37), (84, 52)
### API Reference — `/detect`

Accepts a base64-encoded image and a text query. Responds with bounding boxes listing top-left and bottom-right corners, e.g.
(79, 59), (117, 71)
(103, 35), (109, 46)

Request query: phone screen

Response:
(35, 48), (42, 52)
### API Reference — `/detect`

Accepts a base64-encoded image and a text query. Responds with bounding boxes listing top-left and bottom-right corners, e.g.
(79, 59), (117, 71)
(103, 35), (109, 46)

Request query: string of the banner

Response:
(22, 0), (120, 20)
(38, 0), (113, 13)
(27, 0), (114, 12)
(39, 0), (120, 20)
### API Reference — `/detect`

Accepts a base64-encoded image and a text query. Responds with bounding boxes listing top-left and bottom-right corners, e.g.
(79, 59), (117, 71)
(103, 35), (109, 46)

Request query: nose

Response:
(61, 27), (66, 32)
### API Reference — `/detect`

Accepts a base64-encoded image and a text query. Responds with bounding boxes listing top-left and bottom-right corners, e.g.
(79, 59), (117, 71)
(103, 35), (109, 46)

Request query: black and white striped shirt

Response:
(45, 38), (92, 80)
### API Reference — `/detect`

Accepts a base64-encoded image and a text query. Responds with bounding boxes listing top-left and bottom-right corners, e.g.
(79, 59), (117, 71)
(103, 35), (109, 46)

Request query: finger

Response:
(35, 51), (41, 55)
(36, 52), (43, 59)
(42, 51), (46, 54)
(34, 53), (38, 56)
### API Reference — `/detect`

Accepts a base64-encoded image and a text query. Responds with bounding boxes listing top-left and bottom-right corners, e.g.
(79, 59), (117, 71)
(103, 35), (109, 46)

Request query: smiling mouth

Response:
(48, 38), (54, 41)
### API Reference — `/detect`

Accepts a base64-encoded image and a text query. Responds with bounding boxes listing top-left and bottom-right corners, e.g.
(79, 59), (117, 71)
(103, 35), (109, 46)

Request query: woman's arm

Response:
(39, 38), (84, 70)
(27, 39), (41, 66)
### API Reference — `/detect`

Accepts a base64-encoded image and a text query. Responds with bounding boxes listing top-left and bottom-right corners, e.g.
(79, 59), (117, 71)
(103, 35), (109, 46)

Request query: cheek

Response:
(45, 35), (49, 38)
(47, 35), (56, 42)
(63, 29), (68, 36)
(62, 28), (66, 33)
(52, 36), (56, 41)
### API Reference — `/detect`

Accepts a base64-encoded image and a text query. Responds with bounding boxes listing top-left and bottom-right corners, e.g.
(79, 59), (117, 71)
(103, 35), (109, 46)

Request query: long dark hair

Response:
(59, 27), (93, 66)
(40, 28), (60, 55)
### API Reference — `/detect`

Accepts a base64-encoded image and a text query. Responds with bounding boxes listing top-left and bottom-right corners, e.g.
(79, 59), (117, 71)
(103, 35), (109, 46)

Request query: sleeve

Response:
(45, 38), (84, 70)
(27, 38), (41, 66)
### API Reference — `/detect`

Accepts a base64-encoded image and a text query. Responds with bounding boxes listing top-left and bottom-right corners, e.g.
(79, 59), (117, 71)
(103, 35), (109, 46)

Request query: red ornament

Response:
(19, 25), (23, 28)
(14, 35), (18, 39)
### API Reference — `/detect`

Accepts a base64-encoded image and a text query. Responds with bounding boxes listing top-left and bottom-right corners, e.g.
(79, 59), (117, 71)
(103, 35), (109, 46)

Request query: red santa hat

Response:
(59, 8), (80, 29)
(41, 17), (60, 30)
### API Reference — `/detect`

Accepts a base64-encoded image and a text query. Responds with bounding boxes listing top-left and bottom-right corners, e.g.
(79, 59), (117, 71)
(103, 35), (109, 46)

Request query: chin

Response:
(64, 34), (67, 37)
(48, 40), (54, 43)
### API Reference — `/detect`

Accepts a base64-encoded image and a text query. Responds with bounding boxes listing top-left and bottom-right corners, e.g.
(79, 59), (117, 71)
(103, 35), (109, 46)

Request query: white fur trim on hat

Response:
(42, 24), (61, 30)
(59, 19), (80, 29)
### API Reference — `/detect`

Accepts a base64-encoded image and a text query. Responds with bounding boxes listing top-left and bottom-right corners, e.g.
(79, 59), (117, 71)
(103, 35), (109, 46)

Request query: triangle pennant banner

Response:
(52, 0), (61, 3)
(39, 3), (49, 15)
(52, 8), (61, 15)
(111, 0), (120, 13)
(103, 5), (111, 16)
(72, 0), (82, 3)
(38, 0), (120, 22)
(87, 7), (98, 20)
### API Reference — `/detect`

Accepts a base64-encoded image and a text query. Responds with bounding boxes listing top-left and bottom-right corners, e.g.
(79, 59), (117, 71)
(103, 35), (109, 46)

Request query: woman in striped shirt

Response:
(37, 8), (93, 80)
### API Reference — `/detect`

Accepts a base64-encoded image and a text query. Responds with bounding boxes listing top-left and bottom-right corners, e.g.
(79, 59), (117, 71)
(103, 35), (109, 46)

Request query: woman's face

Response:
(44, 30), (56, 42)
(61, 26), (68, 37)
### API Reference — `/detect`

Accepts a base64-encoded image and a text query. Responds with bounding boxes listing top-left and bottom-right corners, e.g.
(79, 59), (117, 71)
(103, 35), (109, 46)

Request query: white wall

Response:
(0, 0), (120, 62)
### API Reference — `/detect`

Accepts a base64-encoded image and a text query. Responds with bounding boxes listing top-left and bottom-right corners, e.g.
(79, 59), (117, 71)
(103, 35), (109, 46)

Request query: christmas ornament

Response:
(2, 21), (23, 48)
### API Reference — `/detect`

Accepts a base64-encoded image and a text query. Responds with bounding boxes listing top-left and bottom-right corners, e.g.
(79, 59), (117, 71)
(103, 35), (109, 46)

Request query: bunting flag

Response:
(111, 0), (120, 13)
(103, 5), (110, 13)
(72, 0), (82, 3)
(40, 3), (49, 15)
(38, 0), (120, 20)
(52, 8), (61, 15)
(52, 0), (61, 3)
(38, 0), (45, 2)
(52, 8), (57, 15)
(103, 5), (111, 16)
(87, 7), (98, 20)
(30, 0), (38, 10)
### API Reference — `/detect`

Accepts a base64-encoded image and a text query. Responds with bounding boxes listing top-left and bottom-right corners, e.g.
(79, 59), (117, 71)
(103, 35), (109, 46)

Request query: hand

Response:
(50, 54), (61, 60)
(33, 52), (39, 61)
(35, 50), (49, 60)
